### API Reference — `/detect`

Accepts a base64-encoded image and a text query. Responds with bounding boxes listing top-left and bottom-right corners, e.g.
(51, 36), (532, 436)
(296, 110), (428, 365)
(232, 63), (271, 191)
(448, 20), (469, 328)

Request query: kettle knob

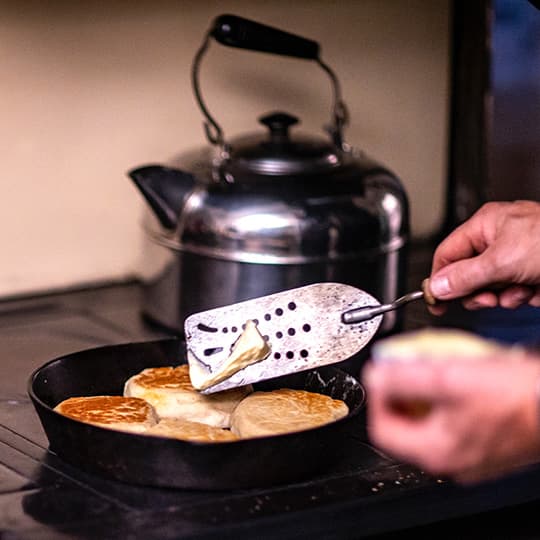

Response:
(259, 112), (299, 139)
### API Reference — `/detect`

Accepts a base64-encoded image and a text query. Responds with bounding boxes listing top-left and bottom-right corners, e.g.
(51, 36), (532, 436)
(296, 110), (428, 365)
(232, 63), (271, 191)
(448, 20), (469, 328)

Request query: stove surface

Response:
(2, 270), (540, 539)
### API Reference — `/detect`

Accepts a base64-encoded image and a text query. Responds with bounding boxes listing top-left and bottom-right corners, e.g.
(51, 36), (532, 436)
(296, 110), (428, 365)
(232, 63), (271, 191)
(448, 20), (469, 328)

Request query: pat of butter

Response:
(190, 320), (271, 391)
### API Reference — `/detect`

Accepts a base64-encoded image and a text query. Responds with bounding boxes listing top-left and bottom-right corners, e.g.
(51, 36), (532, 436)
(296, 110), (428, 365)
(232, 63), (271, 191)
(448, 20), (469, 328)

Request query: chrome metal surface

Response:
(140, 243), (407, 336)
(185, 283), (382, 392)
(342, 290), (424, 324)
(145, 225), (406, 264)
(142, 169), (408, 264)
(229, 125), (346, 176)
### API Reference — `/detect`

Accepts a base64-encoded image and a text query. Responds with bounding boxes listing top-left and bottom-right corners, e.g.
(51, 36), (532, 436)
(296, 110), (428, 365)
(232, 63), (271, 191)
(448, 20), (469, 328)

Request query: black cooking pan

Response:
(28, 338), (365, 490)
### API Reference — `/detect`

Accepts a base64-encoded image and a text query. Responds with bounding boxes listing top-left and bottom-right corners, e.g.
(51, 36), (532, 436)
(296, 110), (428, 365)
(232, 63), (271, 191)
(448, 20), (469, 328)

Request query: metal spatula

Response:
(185, 282), (432, 393)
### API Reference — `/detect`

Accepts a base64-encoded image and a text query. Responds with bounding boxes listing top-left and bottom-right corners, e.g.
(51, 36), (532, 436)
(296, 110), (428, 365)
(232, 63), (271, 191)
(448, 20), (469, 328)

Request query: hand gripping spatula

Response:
(185, 281), (434, 394)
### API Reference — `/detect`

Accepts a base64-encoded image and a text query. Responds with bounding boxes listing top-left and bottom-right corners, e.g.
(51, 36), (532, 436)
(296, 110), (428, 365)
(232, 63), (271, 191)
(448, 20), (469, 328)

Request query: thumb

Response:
(429, 252), (497, 299)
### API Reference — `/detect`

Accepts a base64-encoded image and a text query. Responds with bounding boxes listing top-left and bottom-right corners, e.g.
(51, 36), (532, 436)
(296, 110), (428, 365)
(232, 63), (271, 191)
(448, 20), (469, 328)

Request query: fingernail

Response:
(429, 275), (451, 297)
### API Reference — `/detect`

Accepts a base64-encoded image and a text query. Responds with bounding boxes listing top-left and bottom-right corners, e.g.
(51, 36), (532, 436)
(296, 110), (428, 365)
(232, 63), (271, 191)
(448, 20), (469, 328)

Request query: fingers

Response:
(364, 333), (540, 484)
(429, 245), (533, 306)
(528, 287), (540, 307)
(461, 291), (499, 310)
(363, 361), (452, 402)
(426, 282), (497, 315)
(365, 365), (441, 466)
(429, 253), (500, 300)
(430, 286), (535, 312)
(364, 361), (473, 476)
(429, 202), (540, 306)
(367, 395), (439, 466)
(499, 285), (535, 308)
(427, 303), (447, 316)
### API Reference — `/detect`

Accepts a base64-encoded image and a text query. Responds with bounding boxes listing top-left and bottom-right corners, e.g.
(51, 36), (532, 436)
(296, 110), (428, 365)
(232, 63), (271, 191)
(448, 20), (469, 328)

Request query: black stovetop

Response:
(3, 270), (540, 538)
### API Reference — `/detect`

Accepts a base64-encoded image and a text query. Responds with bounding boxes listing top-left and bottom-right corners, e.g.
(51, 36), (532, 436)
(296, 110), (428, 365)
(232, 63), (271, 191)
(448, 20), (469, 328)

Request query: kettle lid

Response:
(226, 111), (343, 177)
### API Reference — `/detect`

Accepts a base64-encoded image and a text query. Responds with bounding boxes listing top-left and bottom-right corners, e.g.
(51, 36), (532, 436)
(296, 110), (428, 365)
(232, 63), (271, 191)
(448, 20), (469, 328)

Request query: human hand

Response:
(363, 352), (540, 484)
(427, 201), (540, 313)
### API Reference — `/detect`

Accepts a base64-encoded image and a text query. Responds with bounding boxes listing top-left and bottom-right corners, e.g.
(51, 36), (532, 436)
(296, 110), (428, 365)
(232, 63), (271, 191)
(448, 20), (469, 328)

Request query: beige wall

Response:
(0, 0), (449, 298)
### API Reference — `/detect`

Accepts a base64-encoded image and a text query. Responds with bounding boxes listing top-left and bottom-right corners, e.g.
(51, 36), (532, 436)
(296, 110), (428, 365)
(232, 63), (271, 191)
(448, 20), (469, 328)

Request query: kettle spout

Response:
(128, 165), (195, 230)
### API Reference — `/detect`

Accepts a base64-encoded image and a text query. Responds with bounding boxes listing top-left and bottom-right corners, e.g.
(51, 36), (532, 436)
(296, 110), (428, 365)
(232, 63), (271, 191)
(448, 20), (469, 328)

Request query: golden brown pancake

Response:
(54, 395), (158, 433)
(230, 389), (349, 438)
(124, 365), (252, 428)
(145, 418), (238, 442)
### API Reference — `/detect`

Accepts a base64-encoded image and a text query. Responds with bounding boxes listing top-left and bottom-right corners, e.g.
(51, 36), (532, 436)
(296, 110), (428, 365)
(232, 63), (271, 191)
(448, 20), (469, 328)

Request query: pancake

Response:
(145, 418), (238, 442)
(54, 395), (157, 433)
(124, 364), (252, 428)
(370, 328), (505, 363)
(230, 388), (349, 438)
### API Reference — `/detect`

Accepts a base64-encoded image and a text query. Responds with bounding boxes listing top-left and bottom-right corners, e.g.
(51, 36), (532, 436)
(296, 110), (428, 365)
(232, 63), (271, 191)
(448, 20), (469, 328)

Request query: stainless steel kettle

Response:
(129, 14), (409, 336)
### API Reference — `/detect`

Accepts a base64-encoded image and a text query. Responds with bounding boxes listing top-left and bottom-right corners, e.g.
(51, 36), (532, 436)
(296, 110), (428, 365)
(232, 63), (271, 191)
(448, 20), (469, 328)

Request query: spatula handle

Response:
(342, 290), (425, 324)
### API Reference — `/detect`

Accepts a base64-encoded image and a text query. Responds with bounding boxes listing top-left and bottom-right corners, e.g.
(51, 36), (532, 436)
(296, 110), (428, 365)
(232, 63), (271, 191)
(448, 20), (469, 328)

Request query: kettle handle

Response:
(192, 14), (348, 155)
(210, 14), (319, 60)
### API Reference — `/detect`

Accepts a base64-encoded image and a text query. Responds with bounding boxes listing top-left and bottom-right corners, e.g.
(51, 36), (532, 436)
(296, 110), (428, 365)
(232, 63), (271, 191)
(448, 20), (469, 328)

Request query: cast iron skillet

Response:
(28, 338), (365, 490)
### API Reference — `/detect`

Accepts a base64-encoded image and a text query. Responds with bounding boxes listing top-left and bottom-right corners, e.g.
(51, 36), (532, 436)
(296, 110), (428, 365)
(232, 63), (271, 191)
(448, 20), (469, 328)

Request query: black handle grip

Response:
(210, 14), (320, 60)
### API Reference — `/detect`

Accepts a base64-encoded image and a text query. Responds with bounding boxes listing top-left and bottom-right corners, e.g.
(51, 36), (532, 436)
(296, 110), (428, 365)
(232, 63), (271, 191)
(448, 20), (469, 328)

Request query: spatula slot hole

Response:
(197, 323), (218, 333)
(275, 308), (284, 316)
(274, 352), (281, 359)
(302, 324), (311, 332)
(276, 331), (283, 339)
(204, 347), (223, 356)
(287, 328), (296, 336)
(288, 302), (296, 310)
(286, 351), (294, 359)
(300, 349), (309, 358)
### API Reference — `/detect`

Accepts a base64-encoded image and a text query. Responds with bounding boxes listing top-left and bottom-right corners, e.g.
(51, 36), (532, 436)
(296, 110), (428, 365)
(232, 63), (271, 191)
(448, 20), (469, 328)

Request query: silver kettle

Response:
(129, 14), (409, 336)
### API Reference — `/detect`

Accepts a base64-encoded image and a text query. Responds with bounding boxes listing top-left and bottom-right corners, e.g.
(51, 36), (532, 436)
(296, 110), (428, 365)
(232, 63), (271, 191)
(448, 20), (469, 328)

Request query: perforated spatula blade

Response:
(184, 283), (383, 394)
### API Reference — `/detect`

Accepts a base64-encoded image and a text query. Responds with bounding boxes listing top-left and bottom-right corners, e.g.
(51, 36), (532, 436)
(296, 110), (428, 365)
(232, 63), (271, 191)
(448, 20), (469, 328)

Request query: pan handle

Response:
(210, 14), (320, 60)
